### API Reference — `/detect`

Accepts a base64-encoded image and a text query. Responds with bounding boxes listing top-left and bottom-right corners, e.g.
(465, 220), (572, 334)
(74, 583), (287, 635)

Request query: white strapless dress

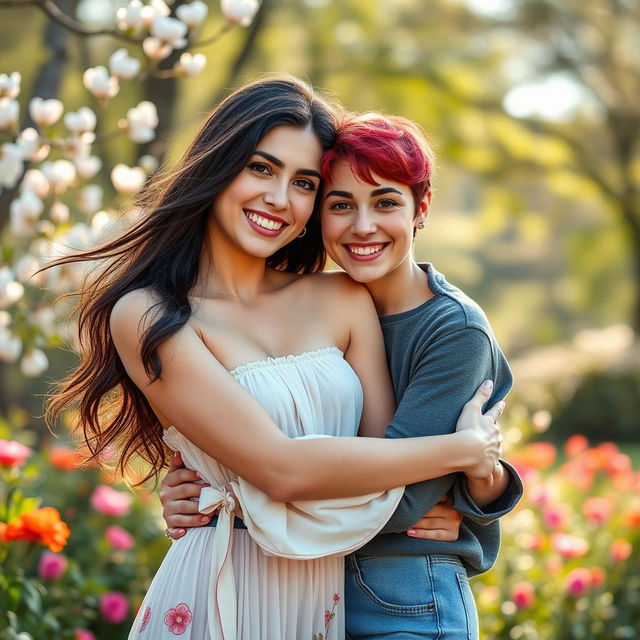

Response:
(129, 347), (403, 640)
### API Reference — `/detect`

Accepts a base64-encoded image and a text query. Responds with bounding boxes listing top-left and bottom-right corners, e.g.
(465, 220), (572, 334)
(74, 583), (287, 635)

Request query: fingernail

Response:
(482, 380), (493, 390)
(196, 471), (203, 479)
(201, 516), (210, 522)
(407, 529), (416, 536)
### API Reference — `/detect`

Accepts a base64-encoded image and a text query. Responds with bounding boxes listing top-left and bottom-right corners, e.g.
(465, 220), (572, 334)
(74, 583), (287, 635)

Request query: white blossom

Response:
(37, 220), (56, 236)
(30, 306), (56, 336)
(91, 210), (115, 236)
(176, 1), (208, 27)
(64, 106), (97, 133)
(77, 184), (103, 215)
(0, 326), (21, 362)
(22, 169), (50, 198)
(17, 127), (50, 162)
(139, 154), (159, 174)
(10, 190), (44, 236)
(109, 48), (141, 80)
(0, 97), (20, 130)
(40, 159), (77, 193)
(220, 0), (260, 26)
(64, 131), (96, 159)
(111, 163), (147, 194)
(126, 101), (159, 143)
(21, 348), (49, 377)
(0, 143), (24, 189)
(0, 72), (21, 99)
(0, 267), (25, 307)
(13, 255), (41, 284)
(140, 0), (171, 28)
(177, 52), (206, 76)
(116, 0), (145, 31)
(142, 37), (173, 60)
(29, 97), (64, 127)
(150, 15), (188, 47)
(49, 201), (70, 224)
(83, 66), (120, 99)
(74, 155), (102, 179)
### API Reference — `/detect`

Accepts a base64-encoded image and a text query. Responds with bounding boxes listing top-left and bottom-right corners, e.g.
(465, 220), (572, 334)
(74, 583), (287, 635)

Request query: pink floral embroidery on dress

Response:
(139, 606), (151, 632)
(164, 603), (192, 635)
(313, 593), (340, 640)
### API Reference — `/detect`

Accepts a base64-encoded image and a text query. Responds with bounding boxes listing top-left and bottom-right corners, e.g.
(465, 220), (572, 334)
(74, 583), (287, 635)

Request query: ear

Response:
(414, 191), (431, 227)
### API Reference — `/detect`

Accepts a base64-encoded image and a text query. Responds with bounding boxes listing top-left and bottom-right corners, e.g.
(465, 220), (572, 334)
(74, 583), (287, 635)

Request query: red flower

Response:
(565, 568), (592, 597)
(2, 507), (71, 552)
(49, 445), (84, 470)
(610, 538), (632, 563)
(332, 593), (341, 603)
(0, 439), (32, 467)
(164, 603), (192, 635)
(324, 610), (331, 626)
(511, 581), (535, 609)
(582, 497), (615, 525)
(140, 606), (151, 632)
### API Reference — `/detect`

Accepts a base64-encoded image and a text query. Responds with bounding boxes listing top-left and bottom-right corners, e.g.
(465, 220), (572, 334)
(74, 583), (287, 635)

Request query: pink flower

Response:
(100, 591), (130, 623)
(542, 504), (568, 530)
(74, 630), (96, 640)
(164, 603), (192, 634)
(105, 525), (134, 550)
(565, 568), (592, 597)
(90, 485), (132, 517)
(325, 610), (331, 625)
(332, 593), (340, 603)
(140, 606), (151, 632)
(610, 538), (632, 563)
(551, 532), (589, 558)
(38, 551), (68, 580)
(0, 439), (32, 467)
(582, 497), (616, 525)
(510, 581), (535, 609)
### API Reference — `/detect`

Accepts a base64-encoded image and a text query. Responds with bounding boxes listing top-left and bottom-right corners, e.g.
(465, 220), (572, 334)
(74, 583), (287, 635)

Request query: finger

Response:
(407, 528), (458, 542)
(167, 451), (184, 472)
(163, 498), (203, 516)
(168, 527), (186, 540)
(467, 380), (494, 409)
(165, 513), (212, 529)
(436, 495), (450, 505)
(485, 401), (505, 423)
(164, 467), (203, 487)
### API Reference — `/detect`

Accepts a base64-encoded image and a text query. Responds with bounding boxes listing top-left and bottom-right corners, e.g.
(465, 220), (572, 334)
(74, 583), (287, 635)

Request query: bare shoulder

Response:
(110, 288), (162, 342)
(304, 270), (372, 303)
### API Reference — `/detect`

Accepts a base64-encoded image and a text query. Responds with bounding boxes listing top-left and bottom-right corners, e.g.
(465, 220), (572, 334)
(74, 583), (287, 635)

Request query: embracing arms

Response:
(110, 289), (502, 503)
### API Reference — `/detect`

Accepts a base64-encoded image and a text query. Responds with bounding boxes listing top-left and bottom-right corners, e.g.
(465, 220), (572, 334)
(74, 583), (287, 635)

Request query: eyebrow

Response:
(253, 151), (321, 180)
(324, 187), (404, 199)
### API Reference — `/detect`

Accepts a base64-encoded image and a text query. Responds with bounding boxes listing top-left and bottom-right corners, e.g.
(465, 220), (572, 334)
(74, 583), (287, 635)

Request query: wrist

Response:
(451, 431), (480, 474)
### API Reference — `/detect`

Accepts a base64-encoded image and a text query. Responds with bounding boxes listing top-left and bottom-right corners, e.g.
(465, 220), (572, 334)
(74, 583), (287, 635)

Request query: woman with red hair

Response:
(159, 109), (522, 639)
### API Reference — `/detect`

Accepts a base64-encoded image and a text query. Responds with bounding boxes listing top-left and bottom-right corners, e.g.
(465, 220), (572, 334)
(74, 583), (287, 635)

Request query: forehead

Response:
(324, 159), (410, 196)
(255, 125), (323, 169)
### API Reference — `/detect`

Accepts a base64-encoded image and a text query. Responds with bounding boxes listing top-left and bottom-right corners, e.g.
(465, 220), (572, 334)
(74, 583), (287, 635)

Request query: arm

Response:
(110, 290), (501, 502)
(379, 327), (519, 534)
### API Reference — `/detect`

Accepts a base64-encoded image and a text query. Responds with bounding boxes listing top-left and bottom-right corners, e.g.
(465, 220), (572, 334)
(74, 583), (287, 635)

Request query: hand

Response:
(406, 496), (462, 541)
(159, 451), (211, 540)
(454, 380), (505, 480)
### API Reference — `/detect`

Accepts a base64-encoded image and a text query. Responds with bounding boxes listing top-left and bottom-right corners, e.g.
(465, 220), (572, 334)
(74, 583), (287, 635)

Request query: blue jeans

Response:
(344, 554), (479, 640)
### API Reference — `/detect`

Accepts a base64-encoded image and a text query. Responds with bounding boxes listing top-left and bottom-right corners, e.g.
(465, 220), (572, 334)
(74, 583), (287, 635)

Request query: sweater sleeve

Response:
(379, 326), (517, 534)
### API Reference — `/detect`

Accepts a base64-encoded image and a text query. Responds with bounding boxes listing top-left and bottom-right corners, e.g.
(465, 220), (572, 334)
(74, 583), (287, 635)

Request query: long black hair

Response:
(45, 74), (342, 483)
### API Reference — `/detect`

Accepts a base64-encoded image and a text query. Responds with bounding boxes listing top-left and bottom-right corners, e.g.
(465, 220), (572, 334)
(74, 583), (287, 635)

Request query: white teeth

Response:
(246, 211), (283, 230)
(348, 245), (384, 256)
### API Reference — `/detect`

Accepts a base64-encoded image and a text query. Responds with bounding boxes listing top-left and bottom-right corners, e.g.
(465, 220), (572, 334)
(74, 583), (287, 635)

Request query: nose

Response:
(264, 179), (289, 210)
(351, 209), (376, 236)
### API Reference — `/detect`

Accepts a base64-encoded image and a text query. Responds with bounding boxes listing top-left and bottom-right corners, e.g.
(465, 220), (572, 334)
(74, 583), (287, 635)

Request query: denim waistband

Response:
(204, 514), (247, 529)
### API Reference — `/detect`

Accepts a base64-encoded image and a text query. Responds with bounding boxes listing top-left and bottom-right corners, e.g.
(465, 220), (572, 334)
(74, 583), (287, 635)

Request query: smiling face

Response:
(211, 125), (323, 259)
(321, 159), (428, 283)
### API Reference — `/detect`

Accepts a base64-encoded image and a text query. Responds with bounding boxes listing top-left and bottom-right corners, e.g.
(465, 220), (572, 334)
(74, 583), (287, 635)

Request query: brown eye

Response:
(248, 162), (271, 175)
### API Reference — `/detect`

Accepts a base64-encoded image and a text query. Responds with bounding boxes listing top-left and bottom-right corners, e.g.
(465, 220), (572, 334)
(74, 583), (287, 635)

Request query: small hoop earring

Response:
(297, 227), (307, 238)
(417, 220), (425, 229)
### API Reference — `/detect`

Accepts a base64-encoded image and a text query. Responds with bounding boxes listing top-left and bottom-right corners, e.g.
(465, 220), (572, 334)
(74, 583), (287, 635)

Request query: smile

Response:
(244, 209), (287, 236)
(344, 243), (388, 261)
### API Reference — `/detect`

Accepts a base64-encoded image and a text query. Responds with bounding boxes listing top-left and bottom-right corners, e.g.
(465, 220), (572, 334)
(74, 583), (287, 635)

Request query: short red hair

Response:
(321, 113), (435, 215)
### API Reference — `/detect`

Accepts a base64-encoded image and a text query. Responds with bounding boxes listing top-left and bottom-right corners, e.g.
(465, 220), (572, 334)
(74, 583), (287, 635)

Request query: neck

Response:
(192, 219), (270, 302)
(364, 259), (432, 316)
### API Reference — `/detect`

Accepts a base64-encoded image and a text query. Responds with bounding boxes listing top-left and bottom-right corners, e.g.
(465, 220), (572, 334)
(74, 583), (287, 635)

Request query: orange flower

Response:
(582, 496), (616, 525)
(564, 434), (589, 457)
(49, 446), (84, 471)
(521, 442), (556, 470)
(1, 507), (71, 552)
